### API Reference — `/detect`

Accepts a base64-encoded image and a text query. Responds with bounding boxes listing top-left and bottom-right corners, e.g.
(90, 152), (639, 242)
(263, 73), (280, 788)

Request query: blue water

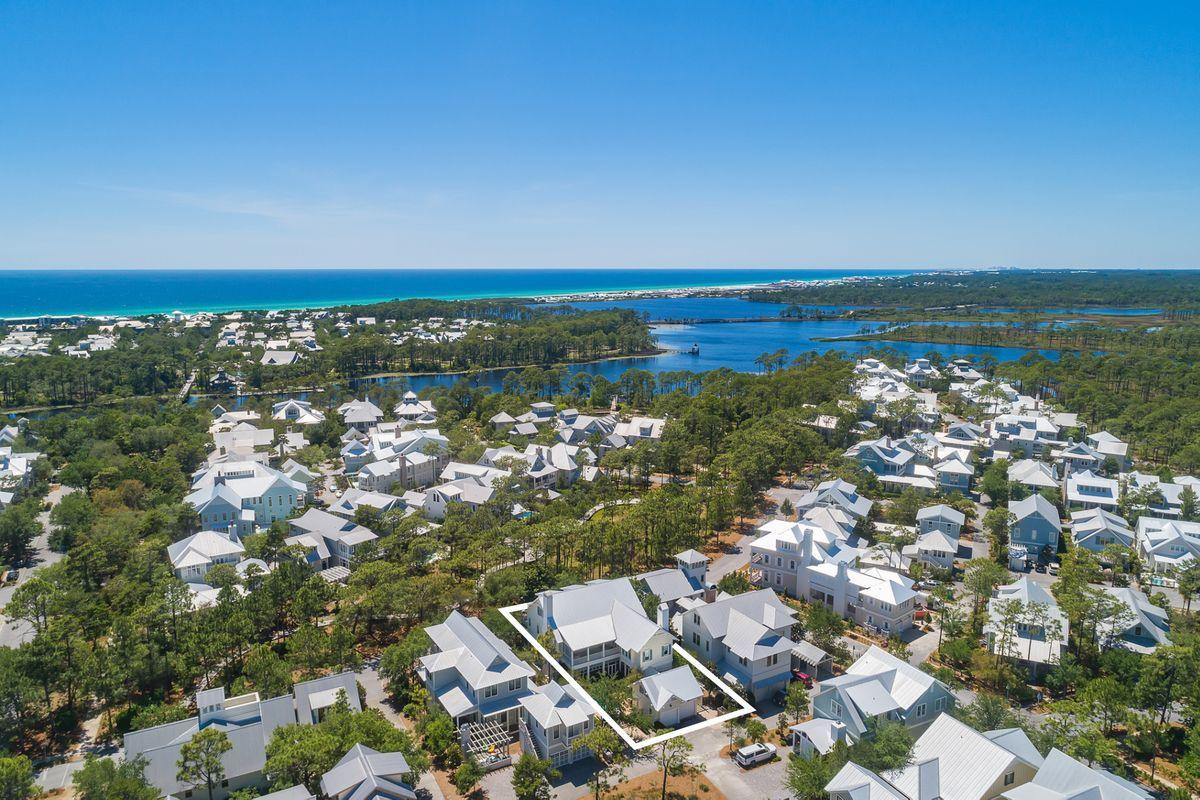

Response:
(0, 268), (907, 318)
(568, 297), (865, 320)
(349, 314), (1060, 395)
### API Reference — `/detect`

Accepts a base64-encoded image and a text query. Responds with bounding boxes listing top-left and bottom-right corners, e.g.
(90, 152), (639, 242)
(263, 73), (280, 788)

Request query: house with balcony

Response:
(271, 399), (326, 426)
(394, 391), (438, 425)
(1086, 431), (1131, 472)
(916, 505), (965, 539)
(1065, 470), (1120, 511)
(517, 681), (596, 769)
(1008, 494), (1061, 557)
(186, 461), (306, 538)
(420, 611), (535, 731)
(1136, 517), (1200, 573)
(286, 507), (378, 572)
(680, 588), (796, 701)
(525, 578), (674, 678)
(794, 479), (873, 521)
(168, 530), (246, 583)
(812, 646), (954, 741)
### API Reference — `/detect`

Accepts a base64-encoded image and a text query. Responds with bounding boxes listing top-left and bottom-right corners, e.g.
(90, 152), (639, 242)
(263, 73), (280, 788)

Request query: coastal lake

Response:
(353, 297), (1061, 395)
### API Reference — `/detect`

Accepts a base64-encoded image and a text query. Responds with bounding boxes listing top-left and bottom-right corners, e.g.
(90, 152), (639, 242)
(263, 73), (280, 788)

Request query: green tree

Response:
(176, 727), (232, 800)
(453, 754), (485, 795)
(653, 736), (698, 800)
(0, 755), (35, 800)
(73, 755), (160, 800)
(573, 726), (627, 800)
(511, 753), (559, 800)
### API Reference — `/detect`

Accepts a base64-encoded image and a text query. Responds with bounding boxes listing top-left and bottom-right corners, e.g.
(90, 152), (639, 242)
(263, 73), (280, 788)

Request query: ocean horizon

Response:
(0, 267), (913, 318)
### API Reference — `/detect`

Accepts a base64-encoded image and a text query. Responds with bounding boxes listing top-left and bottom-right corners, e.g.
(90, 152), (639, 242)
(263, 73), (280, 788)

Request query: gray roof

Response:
(1010, 493), (1060, 526)
(638, 666), (703, 712)
(320, 743), (415, 800)
(916, 504), (965, 525)
(422, 611), (534, 691)
(1002, 748), (1150, 800)
(518, 681), (593, 729)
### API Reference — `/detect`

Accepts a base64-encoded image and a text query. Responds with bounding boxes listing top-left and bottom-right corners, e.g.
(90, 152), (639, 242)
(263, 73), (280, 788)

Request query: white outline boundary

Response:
(499, 603), (755, 751)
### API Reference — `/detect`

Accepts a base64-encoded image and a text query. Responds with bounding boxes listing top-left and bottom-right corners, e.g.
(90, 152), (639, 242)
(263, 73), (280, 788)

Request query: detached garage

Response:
(636, 666), (703, 727)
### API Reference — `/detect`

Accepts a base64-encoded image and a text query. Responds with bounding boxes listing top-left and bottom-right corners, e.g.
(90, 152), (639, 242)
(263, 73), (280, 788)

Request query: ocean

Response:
(0, 267), (907, 318)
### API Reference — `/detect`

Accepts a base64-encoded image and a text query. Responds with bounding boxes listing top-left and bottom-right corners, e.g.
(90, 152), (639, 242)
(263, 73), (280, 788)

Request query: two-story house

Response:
(517, 681), (596, 768)
(680, 589), (796, 701)
(525, 578), (675, 678)
(420, 611), (535, 731)
(812, 646), (954, 740)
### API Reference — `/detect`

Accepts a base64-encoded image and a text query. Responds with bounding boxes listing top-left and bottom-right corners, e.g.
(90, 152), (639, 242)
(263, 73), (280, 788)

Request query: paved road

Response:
(357, 658), (446, 800)
(1, 484), (73, 648)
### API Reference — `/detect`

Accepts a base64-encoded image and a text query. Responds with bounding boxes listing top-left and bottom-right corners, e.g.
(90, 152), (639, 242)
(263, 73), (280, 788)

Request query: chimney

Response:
(918, 758), (940, 800)
(657, 602), (671, 631)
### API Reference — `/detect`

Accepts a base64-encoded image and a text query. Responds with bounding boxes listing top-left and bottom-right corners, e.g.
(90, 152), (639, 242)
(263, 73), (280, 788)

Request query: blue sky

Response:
(1, 1), (1197, 269)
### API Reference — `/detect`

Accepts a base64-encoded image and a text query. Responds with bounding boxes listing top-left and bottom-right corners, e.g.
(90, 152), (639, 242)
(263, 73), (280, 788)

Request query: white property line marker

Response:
(498, 603), (755, 751)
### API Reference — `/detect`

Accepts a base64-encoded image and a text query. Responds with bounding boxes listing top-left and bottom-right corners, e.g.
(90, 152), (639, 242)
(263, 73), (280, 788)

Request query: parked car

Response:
(1048, 563), (1060, 576)
(733, 742), (777, 768)
(791, 669), (813, 688)
(3, 569), (17, 584)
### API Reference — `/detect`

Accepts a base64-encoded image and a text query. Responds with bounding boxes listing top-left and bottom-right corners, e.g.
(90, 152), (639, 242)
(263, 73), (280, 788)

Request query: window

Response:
(831, 699), (841, 716)
(509, 679), (521, 691)
(1004, 772), (1015, 786)
(643, 649), (652, 661)
(484, 685), (498, 698)
(661, 645), (671, 657)
(692, 632), (700, 646)
(934, 697), (947, 712)
(915, 703), (926, 717)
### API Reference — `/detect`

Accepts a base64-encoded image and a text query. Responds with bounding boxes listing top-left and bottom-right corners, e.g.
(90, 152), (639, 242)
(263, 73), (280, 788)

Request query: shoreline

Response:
(0, 269), (921, 320)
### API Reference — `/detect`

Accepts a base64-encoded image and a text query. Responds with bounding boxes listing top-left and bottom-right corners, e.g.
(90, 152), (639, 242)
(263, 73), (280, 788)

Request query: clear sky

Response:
(1, 1), (1197, 269)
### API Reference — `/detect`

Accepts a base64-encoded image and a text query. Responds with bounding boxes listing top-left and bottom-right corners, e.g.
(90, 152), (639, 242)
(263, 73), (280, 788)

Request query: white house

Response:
(1007, 459), (1059, 492)
(271, 399), (325, 426)
(420, 610), (535, 731)
(394, 391), (437, 424)
(168, 530), (246, 582)
(985, 576), (1069, 668)
(337, 397), (385, 432)
(286, 507), (379, 571)
(517, 681), (596, 768)
(525, 578), (675, 678)
(635, 666), (704, 726)
(1136, 517), (1200, 573)
(1065, 470), (1120, 511)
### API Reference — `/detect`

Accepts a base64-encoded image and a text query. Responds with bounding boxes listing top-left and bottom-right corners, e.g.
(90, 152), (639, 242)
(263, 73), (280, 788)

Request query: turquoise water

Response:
(0, 267), (905, 318)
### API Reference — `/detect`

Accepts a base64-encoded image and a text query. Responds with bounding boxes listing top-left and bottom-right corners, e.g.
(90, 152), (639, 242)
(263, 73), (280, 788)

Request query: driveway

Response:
(356, 658), (445, 800)
(1, 484), (73, 648)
